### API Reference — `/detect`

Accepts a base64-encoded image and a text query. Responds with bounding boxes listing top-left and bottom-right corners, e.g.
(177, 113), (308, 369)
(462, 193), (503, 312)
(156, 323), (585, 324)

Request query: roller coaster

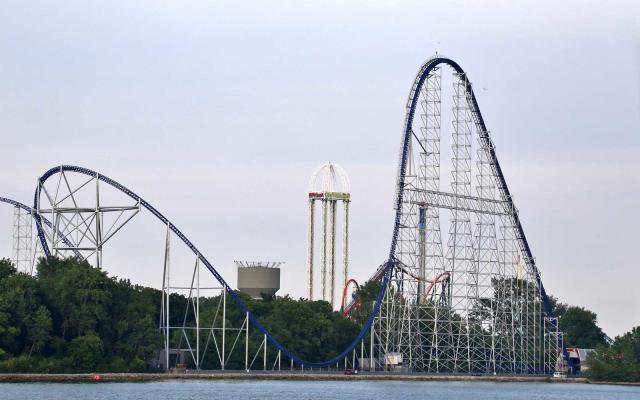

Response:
(1, 55), (563, 374)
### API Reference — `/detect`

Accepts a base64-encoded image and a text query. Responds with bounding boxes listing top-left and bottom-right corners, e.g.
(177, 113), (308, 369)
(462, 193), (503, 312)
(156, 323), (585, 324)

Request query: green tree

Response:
(548, 296), (568, 317)
(27, 306), (52, 357)
(548, 296), (607, 349)
(587, 326), (640, 382)
(348, 279), (381, 324)
(558, 306), (606, 348)
(0, 267), (42, 356)
(37, 257), (113, 339)
(108, 280), (162, 368)
(0, 259), (16, 281)
(0, 257), (162, 372)
(68, 334), (103, 371)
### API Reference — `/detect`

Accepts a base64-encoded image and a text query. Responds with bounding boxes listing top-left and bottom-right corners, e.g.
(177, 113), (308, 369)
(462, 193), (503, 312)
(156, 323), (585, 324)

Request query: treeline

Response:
(550, 297), (640, 382)
(549, 297), (608, 349)
(0, 257), (359, 372)
(0, 257), (161, 372)
(585, 327), (640, 382)
(0, 256), (637, 380)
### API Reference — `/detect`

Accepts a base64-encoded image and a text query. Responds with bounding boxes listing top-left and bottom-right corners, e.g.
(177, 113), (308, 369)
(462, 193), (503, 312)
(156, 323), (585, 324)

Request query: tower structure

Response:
(12, 206), (33, 274)
(307, 162), (350, 308)
(369, 55), (562, 374)
(235, 260), (282, 300)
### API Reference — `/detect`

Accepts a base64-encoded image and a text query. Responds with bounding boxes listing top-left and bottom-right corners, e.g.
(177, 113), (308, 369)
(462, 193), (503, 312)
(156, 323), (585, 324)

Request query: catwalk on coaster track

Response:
(15, 55), (561, 374)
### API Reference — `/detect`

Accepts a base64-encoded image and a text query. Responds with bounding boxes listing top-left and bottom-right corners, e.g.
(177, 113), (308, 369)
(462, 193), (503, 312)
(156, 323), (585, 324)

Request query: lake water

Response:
(1, 380), (639, 400)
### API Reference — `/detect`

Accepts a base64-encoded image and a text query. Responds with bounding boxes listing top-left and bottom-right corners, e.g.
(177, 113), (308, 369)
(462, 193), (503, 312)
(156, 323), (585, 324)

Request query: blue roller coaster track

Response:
(33, 164), (392, 368)
(28, 55), (554, 369)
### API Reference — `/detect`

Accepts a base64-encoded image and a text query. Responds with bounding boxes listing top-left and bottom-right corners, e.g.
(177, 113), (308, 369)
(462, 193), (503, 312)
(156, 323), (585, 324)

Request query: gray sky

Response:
(1, 1), (639, 337)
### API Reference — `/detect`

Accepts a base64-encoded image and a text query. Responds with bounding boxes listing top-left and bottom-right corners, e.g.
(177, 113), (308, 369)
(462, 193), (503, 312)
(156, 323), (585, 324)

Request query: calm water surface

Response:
(1, 380), (639, 400)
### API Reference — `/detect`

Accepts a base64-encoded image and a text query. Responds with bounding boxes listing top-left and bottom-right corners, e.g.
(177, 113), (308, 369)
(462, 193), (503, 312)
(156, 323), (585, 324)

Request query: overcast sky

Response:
(1, 1), (639, 337)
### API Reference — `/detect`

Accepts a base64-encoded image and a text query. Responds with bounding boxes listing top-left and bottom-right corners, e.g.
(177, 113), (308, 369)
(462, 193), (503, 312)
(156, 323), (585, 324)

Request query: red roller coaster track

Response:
(340, 263), (451, 317)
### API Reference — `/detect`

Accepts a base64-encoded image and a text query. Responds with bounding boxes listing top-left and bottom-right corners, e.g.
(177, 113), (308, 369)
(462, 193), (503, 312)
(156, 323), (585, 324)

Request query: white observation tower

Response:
(307, 162), (350, 308)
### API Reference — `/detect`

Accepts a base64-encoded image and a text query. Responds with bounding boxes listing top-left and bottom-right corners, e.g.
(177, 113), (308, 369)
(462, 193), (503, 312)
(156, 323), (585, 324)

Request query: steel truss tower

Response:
(35, 168), (141, 268)
(372, 58), (561, 374)
(307, 162), (350, 308)
(12, 206), (34, 274)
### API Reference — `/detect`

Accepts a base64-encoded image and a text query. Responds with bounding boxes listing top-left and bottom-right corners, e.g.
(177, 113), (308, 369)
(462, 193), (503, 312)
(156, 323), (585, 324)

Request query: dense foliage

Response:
(549, 297), (608, 349)
(0, 257), (161, 372)
(233, 294), (359, 367)
(0, 256), (634, 379)
(0, 257), (359, 372)
(586, 327), (640, 382)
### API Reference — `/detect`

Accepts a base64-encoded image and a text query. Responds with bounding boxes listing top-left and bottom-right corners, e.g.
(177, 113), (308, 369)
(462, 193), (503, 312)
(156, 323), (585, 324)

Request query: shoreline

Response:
(0, 372), (636, 386)
(0, 372), (602, 384)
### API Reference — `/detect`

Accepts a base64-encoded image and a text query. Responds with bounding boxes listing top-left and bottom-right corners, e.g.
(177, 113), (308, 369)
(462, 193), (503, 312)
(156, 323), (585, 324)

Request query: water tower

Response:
(235, 261), (281, 300)
(307, 162), (350, 308)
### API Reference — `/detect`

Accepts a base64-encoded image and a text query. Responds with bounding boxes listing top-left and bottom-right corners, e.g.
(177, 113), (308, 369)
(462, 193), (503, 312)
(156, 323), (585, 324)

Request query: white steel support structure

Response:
(161, 223), (171, 370)
(307, 163), (351, 309)
(372, 57), (562, 375)
(158, 226), (273, 372)
(321, 199), (328, 302)
(12, 206), (34, 274)
(307, 199), (315, 299)
(329, 199), (337, 305)
(343, 200), (350, 293)
(35, 169), (141, 269)
(32, 167), (277, 372)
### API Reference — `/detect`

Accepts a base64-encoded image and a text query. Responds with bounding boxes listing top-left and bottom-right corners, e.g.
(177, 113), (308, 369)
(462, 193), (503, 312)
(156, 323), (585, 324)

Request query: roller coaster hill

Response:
(2, 54), (565, 375)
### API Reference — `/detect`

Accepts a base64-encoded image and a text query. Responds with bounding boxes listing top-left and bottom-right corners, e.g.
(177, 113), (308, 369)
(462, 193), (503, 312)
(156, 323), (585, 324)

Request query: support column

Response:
(95, 174), (102, 269)
(342, 200), (349, 298)
(307, 199), (315, 300)
(222, 287), (226, 370)
(163, 223), (171, 371)
(321, 200), (328, 302)
(263, 334), (267, 371)
(196, 256), (200, 370)
(418, 205), (426, 303)
(245, 311), (249, 372)
(370, 303), (375, 371)
(329, 200), (337, 308)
